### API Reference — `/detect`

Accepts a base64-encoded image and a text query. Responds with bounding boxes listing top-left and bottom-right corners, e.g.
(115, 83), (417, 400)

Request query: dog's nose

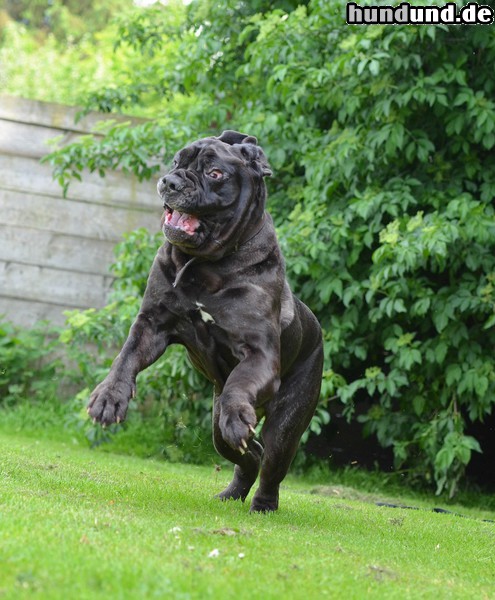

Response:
(160, 173), (184, 193)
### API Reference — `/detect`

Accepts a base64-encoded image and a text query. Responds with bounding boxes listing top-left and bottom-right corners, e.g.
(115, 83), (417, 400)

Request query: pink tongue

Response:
(169, 210), (199, 235)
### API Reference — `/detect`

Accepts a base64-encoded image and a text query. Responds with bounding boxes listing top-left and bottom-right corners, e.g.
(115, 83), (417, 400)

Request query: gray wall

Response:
(0, 95), (162, 327)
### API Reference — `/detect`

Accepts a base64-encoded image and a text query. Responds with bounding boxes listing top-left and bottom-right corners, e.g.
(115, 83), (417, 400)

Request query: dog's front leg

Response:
(218, 345), (280, 453)
(87, 311), (169, 426)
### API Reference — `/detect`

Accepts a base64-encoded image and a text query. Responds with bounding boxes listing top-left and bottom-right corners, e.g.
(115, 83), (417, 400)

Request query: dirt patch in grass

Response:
(309, 484), (396, 504)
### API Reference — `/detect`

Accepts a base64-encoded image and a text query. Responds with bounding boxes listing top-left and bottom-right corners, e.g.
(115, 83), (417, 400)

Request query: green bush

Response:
(262, 13), (495, 496)
(0, 319), (62, 408)
(43, 0), (495, 494)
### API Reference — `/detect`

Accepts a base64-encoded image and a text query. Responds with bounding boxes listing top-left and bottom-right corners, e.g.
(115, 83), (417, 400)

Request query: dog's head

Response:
(157, 130), (271, 259)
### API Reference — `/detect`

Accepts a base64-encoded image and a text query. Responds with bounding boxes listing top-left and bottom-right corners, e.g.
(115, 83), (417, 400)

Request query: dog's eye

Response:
(207, 169), (223, 180)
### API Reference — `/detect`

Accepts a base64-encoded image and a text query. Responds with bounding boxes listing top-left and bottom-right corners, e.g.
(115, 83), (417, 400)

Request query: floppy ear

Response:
(216, 130), (258, 146)
(239, 144), (272, 178)
(217, 130), (272, 177)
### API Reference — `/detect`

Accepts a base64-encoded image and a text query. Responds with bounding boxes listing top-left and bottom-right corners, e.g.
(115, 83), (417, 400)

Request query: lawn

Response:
(1, 432), (494, 599)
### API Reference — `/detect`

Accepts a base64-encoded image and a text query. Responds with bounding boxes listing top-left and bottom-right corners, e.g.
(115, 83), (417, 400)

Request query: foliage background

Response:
(2, 0), (495, 495)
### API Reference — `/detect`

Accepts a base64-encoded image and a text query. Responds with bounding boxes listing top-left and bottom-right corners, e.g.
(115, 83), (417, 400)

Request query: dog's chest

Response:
(193, 301), (216, 324)
(166, 276), (224, 342)
(166, 284), (239, 387)
(168, 267), (217, 320)
(170, 284), (227, 339)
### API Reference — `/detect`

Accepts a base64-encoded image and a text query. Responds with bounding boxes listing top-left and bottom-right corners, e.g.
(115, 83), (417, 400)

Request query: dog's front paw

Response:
(219, 400), (257, 453)
(87, 379), (135, 426)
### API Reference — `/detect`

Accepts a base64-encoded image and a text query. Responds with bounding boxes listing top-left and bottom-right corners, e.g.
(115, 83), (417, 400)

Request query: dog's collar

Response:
(172, 215), (267, 288)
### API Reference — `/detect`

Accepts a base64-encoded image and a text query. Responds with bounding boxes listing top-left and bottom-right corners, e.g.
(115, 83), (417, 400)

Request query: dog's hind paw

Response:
(249, 490), (279, 513)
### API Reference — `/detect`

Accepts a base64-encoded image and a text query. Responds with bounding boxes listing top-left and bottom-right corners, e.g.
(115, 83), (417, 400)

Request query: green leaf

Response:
(368, 59), (380, 76)
(432, 310), (449, 333)
(483, 314), (495, 330)
(446, 364), (462, 386)
(412, 395), (425, 416)
(435, 447), (454, 471)
(434, 342), (448, 364)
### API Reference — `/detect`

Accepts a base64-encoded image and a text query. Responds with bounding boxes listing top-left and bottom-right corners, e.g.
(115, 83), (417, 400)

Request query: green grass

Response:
(1, 433), (495, 599)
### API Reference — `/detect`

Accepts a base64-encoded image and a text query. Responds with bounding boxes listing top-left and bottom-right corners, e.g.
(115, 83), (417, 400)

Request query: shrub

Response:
(0, 319), (62, 408)
(266, 14), (495, 496)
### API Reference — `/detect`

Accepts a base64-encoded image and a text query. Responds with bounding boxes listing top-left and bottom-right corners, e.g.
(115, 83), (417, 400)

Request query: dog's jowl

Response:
(88, 131), (323, 512)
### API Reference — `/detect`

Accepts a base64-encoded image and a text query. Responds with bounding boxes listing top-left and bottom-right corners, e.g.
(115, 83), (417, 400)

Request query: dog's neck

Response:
(171, 213), (267, 288)
(232, 212), (266, 253)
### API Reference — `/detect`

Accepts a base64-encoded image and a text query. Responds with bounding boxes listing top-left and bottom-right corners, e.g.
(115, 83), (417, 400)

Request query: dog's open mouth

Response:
(164, 206), (200, 236)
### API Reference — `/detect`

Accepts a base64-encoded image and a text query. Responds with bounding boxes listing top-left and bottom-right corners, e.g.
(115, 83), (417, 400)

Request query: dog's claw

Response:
(239, 446), (246, 455)
(116, 416), (121, 424)
(93, 418), (96, 425)
(241, 439), (248, 449)
(249, 425), (256, 435)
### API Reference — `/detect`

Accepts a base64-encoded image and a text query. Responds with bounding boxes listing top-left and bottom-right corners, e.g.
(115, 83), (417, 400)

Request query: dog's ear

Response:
(239, 143), (272, 178)
(217, 130), (272, 177)
(217, 130), (258, 146)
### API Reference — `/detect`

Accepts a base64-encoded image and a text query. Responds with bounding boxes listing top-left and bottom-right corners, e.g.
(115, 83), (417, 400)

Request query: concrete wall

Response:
(0, 95), (162, 327)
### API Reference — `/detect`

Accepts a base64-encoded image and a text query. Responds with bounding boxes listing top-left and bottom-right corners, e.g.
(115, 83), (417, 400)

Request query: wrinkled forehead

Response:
(173, 138), (241, 170)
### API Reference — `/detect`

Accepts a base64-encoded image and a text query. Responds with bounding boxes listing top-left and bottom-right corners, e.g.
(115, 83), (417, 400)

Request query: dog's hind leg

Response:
(250, 337), (323, 513)
(212, 394), (263, 502)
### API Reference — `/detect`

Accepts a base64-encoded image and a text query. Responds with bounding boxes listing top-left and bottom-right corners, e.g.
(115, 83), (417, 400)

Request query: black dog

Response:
(88, 131), (323, 512)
